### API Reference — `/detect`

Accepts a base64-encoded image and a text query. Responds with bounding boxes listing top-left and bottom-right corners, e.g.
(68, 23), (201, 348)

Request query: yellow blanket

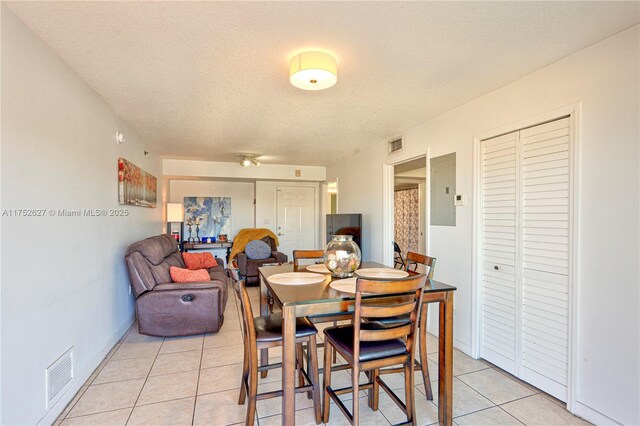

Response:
(229, 228), (280, 263)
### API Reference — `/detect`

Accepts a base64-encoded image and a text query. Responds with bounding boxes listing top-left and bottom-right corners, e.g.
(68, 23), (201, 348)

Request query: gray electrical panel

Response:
(430, 153), (456, 226)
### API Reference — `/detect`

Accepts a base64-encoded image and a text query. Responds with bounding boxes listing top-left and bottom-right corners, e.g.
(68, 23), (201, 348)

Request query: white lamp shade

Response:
(289, 51), (337, 91)
(167, 203), (184, 222)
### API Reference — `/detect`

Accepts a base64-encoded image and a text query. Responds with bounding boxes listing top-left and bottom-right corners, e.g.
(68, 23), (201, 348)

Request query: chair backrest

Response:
(393, 241), (402, 255)
(405, 251), (436, 279)
(292, 249), (325, 267)
(392, 241), (406, 269)
(353, 275), (427, 362)
(230, 275), (257, 359)
(259, 236), (277, 252)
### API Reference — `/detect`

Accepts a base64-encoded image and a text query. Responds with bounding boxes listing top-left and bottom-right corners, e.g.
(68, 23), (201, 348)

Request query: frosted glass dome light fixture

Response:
(289, 51), (337, 91)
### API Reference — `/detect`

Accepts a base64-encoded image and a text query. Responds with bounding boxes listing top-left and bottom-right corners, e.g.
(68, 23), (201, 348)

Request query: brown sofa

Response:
(125, 234), (228, 336)
(236, 236), (287, 285)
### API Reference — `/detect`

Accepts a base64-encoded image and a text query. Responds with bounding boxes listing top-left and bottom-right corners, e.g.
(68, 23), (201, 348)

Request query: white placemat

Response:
(354, 268), (409, 279)
(267, 272), (326, 286)
(329, 277), (358, 294)
(306, 264), (331, 274)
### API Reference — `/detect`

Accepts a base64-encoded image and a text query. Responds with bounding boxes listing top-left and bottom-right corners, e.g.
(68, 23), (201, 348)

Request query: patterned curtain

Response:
(394, 187), (420, 256)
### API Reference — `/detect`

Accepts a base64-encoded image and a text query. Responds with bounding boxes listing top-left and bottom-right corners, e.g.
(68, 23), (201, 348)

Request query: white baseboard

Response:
(573, 401), (622, 426)
(425, 323), (472, 356)
(454, 338), (471, 355)
(37, 314), (135, 425)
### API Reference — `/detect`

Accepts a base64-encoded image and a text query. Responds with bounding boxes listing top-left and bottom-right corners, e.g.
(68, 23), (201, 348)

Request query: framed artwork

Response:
(118, 158), (157, 208)
(183, 197), (231, 239)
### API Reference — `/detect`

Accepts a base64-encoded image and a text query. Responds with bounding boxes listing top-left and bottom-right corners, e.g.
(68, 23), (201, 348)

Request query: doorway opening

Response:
(393, 157), (427, 270)
(327, 180), (338, 215)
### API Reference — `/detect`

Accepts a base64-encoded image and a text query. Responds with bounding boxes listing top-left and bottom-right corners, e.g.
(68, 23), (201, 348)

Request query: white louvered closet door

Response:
(481, 117), (571, 401)
(480, 131), (519, 375)
(520, 118), (570, 400)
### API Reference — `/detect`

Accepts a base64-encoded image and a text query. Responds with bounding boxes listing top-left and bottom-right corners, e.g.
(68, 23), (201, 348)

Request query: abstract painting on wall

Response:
(183, 197), (231, 239)
(118, 158), (157, 208)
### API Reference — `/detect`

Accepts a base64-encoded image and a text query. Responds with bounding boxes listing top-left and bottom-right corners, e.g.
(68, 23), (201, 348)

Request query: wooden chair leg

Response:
(404, 360), (416, 424)
(419, 304), (433, 400)
(297, 343), (305, 388)
(323, 343), (333, 423)
(260, 348), (268, 379)
(306, 343), (313, 399)
(238, 346), (249, 404)
(246, 357), (258, 426)
(352, 364), (360, 426)
(306, 338), (314, 399)
(308, 336), (322, 424)
(332, 321), (338, 363)
(366, 371), (373, 408)
(371, 368), (380, 411)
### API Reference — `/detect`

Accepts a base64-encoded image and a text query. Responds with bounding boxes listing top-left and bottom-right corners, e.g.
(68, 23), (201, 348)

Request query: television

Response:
(326, 213), (362, 254)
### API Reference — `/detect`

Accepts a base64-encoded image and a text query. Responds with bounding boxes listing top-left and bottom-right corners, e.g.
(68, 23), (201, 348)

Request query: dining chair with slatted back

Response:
(373, 252), (436, 400)
(230, 268), (322, 425)
(322, 274), (427, 425)
(293, 249), (325, 267)
(404, 251), (436, 399)
(393, 241), (406, 269)
(293, 249), (346, 366)
(405, 251), (436, 279)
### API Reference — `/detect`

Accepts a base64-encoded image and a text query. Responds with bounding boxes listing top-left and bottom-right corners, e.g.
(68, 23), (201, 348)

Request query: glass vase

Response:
(324, 235), (362, 278)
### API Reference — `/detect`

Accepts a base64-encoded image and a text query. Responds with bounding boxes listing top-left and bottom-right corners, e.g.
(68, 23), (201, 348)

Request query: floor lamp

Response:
(166, 203), (184, 249)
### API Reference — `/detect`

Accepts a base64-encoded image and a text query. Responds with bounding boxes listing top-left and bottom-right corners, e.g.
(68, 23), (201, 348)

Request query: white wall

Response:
(327, 25), (639, 425)
(329, 144), (389, 261)
(1, 7), (163, 425)
(169, 179), (255, 254)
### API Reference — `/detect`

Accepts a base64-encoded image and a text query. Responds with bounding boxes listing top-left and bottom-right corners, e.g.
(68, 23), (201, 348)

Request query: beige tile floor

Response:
(56, 282), (590, 426)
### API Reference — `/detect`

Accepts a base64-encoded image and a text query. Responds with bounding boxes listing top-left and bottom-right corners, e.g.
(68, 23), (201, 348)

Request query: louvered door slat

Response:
(523, 317), (567, 340)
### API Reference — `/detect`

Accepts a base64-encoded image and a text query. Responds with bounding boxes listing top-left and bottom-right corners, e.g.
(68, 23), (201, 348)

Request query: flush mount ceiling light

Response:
(240, 155), (261, 167)
(289, 51), (337, 91)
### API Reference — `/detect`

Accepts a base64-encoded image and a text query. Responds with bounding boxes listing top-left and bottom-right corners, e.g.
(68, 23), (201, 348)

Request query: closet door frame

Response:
(471, 103), (581, 412)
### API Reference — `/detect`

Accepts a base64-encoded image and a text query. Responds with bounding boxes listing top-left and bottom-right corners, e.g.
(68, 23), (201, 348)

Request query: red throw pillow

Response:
(182, 252), (217, 270)
(170, 266), (211, 283)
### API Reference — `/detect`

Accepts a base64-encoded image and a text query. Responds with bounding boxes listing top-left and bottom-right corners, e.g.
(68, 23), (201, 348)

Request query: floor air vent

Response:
(46, 348), (74, 408)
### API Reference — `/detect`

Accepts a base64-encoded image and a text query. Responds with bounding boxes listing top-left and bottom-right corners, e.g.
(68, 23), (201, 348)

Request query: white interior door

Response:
(480, 130), (519, 375)
(520, 117), (571, 400)
(276, 186), (316, 259)
(480, 117), (572, 401)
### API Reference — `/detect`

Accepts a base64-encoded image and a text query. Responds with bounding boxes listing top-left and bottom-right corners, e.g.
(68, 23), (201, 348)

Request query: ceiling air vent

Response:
(388, 137), (403, 154)
(46, 348), (74, 408)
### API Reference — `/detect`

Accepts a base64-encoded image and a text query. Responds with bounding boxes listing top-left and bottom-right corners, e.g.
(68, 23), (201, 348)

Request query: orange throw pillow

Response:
(170, 266), (210, 283)
(182, 252), (217, 270)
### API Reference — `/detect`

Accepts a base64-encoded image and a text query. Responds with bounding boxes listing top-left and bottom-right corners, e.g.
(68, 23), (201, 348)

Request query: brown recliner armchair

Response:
(125, 234), (228, 337)
(236, 236), (287, 285)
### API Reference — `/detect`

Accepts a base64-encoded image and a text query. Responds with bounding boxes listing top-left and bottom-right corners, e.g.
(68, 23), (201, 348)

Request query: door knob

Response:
(278, 233), (284, 236)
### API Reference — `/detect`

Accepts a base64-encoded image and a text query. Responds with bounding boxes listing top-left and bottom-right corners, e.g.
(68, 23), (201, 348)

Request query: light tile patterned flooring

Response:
(56, 283), (590, 425)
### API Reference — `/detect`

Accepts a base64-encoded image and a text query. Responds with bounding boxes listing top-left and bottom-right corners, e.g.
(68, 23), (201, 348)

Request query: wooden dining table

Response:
(258, 261), (456, 425)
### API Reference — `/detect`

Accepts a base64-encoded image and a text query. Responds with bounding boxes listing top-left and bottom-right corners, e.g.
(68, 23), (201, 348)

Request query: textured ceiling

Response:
(6, 1), (639, 166)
